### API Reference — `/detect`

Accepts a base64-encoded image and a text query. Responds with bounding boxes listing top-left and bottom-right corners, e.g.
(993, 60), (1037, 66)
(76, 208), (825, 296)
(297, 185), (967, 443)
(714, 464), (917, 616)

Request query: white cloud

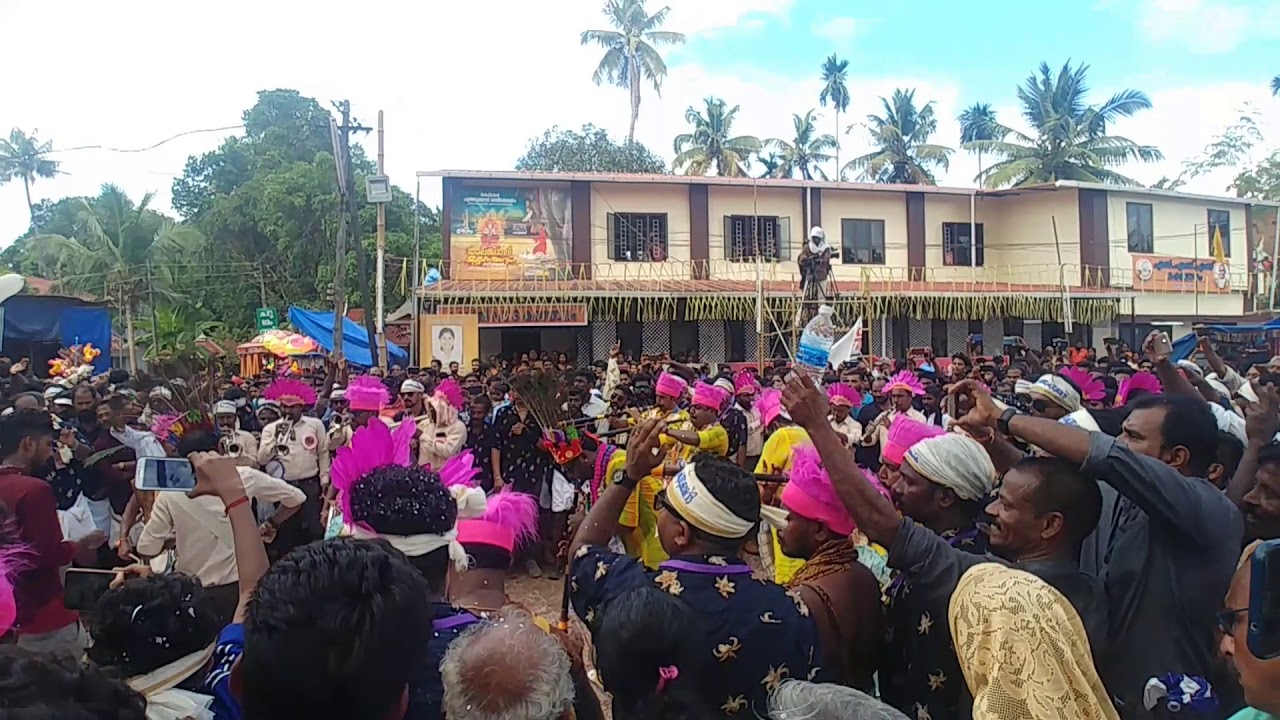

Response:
(1136, 0), (1280, 52)
(0, 0), (1271, 250)
(811, 16), (859, 44)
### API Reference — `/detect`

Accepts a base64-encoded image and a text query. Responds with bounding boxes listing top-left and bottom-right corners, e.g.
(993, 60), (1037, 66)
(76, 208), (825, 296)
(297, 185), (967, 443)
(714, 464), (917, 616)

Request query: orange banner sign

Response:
(440, 304), (588, 327)
(1131, 254), (1232, 293)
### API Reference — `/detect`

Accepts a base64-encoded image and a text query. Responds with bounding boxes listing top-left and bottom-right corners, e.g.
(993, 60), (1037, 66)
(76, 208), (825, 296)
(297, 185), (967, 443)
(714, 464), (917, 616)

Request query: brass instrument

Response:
(273, 419), (296, 457)
(219, 427), (242, 456)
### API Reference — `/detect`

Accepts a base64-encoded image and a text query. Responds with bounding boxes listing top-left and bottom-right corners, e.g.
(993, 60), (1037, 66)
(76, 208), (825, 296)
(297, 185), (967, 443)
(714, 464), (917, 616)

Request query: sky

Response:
(2, 0), (1278, 245)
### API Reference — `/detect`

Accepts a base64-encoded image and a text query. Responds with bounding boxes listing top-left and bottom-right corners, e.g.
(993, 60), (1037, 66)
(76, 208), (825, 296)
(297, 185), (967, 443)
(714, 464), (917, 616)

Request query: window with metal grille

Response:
(840, 219), (885, 264)
(724, 215), (789, 261)
(942, 222), (985, 266)
(1207, 209), (1230, 258)
(607, 213), (669, 262)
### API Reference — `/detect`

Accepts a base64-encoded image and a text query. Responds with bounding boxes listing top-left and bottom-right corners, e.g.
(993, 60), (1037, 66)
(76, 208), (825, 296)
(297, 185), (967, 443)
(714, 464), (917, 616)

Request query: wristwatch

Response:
(997, 407), (1020, 436)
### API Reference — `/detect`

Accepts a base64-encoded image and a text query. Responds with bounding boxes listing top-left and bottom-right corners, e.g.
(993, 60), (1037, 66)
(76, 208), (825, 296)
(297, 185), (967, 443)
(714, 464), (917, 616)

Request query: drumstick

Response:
(557, 571), (571, 631)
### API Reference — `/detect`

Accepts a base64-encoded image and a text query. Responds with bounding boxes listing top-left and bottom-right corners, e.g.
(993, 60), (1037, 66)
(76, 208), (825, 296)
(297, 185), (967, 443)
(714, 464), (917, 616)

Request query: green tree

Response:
(844, 89), (953, 184)
(581, 0), (686, 142)
(673, 97), (762, 177)
(818, 54), (851, 178)
(0, 128), (61, 228)
(766, 110), (837, 180)
(965, 62), (1161, 188)
(957, 102), (1003, 180)
(1272, 74), (1279, 96)
(169, 90), (439, 329)
(29, 184), (202, 369)
(516, 124), (668, 173)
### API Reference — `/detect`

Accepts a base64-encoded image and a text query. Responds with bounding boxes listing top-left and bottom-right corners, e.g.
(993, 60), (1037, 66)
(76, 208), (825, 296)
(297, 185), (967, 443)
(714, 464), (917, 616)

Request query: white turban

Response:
(212, 400), (237, 415)
(400, 379), (425, 394)
(1027, 375), (1081, 413)
(904, 434), (996, 501)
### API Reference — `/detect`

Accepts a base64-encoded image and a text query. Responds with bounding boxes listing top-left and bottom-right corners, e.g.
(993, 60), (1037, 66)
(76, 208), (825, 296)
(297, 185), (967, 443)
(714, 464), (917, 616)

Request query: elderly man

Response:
(213, 400), (259, 467)
(440, 609), (576, 720)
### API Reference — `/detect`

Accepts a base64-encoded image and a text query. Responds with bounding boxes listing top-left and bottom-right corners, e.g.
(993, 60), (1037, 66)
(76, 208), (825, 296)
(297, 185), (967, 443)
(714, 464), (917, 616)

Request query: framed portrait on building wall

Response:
(418, 314), (479, 370)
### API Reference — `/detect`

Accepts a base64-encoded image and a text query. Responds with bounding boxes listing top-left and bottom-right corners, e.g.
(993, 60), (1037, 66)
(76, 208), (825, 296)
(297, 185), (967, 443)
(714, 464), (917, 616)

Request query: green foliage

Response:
(844, 89), (952, 184)
(819, 54), (850, 177)
(965, 62), (1162, 188)
(516, 124), (668, 174)
(581, 0), (686, 141)
(0, 128), (61, 227)
(673, 97), (762, 177)
(765, 110), (837, 180)
(2, 89), (440, 361)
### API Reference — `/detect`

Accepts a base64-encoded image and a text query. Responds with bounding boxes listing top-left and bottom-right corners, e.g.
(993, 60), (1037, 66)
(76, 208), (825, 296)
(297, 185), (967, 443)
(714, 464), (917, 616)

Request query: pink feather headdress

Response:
(330, 416), (417, 521)
(1115, 371), (1162, 407)
(884, 370), (925, 396)
(826, 382), (863, 408)
(0, 540), (29, 636)
(346, 375), (390, 413)
(438, 451), (538, 553)
(1059, 367), (1105, 403)
(757, 388), (786, 427)
(433, 378), (467, 411)
(732, 369), (759, 395)
(691, 381), (730, 411)
(263, 377), (317, 406)
(781, 445), (889, 537)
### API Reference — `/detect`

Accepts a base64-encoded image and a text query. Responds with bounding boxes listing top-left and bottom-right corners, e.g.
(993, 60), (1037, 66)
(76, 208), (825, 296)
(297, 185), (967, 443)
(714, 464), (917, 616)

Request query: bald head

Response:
(440, 610), (574, 720)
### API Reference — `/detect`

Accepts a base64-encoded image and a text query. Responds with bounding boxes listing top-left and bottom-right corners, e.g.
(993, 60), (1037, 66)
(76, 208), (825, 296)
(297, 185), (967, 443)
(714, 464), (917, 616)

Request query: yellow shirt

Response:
(670, 423), (729, 469)
(601, 449), (666, 568)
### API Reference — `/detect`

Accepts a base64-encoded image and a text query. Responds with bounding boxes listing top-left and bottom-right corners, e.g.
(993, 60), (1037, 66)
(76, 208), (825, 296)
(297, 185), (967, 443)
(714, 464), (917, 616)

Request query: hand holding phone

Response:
(63, 568), (117, 611)
(136, 457), (197, 492)
(1143, 329), (1173, 362)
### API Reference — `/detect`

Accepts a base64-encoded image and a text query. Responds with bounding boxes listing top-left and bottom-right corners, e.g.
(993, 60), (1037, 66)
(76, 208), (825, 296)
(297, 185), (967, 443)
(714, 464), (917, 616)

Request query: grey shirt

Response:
(888, 517), (1110, 663)
(1079, 431), (1243, 717)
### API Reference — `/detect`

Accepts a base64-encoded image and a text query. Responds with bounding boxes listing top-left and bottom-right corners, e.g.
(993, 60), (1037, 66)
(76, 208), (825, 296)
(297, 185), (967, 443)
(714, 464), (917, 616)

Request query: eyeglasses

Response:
(654, 491), (686, 524)
(1217, 607), (1248, 635)
(1030, 399), (1053, 414)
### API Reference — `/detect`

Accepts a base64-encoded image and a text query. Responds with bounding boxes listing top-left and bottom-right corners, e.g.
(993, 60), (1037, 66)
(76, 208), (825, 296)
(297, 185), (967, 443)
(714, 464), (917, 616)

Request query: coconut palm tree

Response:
(843, 89), (953, 184)
(818, 54), (851, 178)
(756, 152), (784, 179)
(958, 103), (1004, 180)
(0, 128), (61, 228)
(31, 184), (202, 370)
(673, 97), (762, 177)
(767, 110), (837, 180)
(581, 0), (686, 143)
(1272, 74), (1279, 96)
(965, 61), (1162, 188)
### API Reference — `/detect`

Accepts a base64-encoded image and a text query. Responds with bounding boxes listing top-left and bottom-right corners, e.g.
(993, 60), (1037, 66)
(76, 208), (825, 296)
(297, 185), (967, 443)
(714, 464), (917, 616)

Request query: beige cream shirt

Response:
(256, 416), (330, 484)
(417, 418), (466, 471)
(136, 467), (306, 587)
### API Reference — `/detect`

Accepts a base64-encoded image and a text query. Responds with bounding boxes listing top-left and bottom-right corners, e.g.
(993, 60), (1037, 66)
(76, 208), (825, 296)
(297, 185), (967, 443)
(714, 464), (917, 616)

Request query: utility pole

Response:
(328, 116), (348, 365)
(145, 261), (159, 364)
(332, 100), (380, 368)
(375, 110), (388, 369)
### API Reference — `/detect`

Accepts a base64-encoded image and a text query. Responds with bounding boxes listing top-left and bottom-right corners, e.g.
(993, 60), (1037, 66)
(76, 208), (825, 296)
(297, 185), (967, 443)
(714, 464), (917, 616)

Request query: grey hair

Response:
(767, 680), (909, 720)
(440, 609), (575, 720)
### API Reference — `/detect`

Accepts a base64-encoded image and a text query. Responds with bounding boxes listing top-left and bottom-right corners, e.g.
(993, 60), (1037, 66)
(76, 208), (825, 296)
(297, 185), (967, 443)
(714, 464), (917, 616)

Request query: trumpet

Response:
(273, 419), (296, 457)
(219, 427), (242, 456)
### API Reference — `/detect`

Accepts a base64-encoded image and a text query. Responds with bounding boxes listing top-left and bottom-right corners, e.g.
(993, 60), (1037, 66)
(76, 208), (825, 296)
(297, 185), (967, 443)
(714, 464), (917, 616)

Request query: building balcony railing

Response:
(419, 259), (1255, 297)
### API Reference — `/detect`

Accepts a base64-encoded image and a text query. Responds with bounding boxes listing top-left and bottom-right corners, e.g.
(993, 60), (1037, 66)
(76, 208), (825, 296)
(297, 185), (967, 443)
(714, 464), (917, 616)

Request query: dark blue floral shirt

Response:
(571, 545), (830, 717)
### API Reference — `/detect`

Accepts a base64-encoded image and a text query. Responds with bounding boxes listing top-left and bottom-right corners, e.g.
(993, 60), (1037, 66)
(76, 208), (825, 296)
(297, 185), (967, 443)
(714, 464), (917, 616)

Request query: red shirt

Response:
(0, 466), (79, 635)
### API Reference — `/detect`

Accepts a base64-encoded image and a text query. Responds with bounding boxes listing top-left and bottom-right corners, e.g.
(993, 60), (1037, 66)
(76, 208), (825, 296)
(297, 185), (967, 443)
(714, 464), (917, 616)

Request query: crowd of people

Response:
(0, 327), (1277, 720)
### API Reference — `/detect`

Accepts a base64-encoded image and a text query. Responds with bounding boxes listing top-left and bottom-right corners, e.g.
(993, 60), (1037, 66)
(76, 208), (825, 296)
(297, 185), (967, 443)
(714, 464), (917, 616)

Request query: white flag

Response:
(829, 317), (863, 368)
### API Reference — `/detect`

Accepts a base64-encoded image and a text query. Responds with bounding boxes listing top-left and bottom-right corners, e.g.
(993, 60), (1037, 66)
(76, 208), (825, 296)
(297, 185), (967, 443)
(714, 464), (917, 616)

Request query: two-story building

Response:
(417, 170), (1279, 364)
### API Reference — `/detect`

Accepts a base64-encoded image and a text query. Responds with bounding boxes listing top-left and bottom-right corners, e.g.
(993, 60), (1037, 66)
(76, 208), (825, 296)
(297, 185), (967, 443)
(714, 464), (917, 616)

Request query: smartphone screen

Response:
(63, 569), (116, 612)
(136, 457), (197, 492)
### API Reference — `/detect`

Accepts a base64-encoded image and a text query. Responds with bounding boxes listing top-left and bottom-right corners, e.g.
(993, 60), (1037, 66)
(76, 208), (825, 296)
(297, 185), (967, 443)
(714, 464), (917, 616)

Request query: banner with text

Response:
(1131, 254), (1233, 293)
(449, 186), (572, 280)
(440, 303), (588, 327)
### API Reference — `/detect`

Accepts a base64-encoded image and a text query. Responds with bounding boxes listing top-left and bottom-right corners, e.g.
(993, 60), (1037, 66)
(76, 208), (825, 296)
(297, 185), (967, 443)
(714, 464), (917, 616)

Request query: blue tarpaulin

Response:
(2, 296), (111, 372)
(287, 307), (407, 368)
(1171, 319), (1280, 361)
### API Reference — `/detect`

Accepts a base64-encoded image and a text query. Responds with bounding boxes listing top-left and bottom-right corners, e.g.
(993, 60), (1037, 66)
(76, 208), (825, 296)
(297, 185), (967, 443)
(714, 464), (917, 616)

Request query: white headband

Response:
(665, 464), (756, 539)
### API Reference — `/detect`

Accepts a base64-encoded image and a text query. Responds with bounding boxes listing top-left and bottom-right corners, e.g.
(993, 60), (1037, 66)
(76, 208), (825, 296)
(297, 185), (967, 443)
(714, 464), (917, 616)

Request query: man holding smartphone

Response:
(0, 409), (106, 659)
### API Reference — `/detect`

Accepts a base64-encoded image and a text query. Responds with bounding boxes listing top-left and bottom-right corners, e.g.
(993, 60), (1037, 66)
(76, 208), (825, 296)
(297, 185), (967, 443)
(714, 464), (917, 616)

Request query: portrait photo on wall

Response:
(432, 325), (463, 367)
(417, 313), (479, 370)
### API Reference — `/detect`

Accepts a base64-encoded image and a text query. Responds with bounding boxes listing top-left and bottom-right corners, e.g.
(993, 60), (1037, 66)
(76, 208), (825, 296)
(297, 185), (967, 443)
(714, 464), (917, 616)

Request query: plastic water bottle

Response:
(796, 305), (836, 383)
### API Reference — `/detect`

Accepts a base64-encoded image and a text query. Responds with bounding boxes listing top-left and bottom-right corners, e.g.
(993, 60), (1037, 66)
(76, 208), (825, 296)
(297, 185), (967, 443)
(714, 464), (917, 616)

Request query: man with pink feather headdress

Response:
(661, 380), (731, 475)
(254, 377), (328, 557)
(327, 375), (392, 451)
(417, 378), (468, 471)
(826, 382), (865, 449)
(859, 370), (926, 459)
(733, 369), (764, 471)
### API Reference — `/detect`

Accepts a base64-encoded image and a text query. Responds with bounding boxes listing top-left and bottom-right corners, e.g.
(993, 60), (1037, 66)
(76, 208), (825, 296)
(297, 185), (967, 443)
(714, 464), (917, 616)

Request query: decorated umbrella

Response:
(237, 330), (322, 377)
